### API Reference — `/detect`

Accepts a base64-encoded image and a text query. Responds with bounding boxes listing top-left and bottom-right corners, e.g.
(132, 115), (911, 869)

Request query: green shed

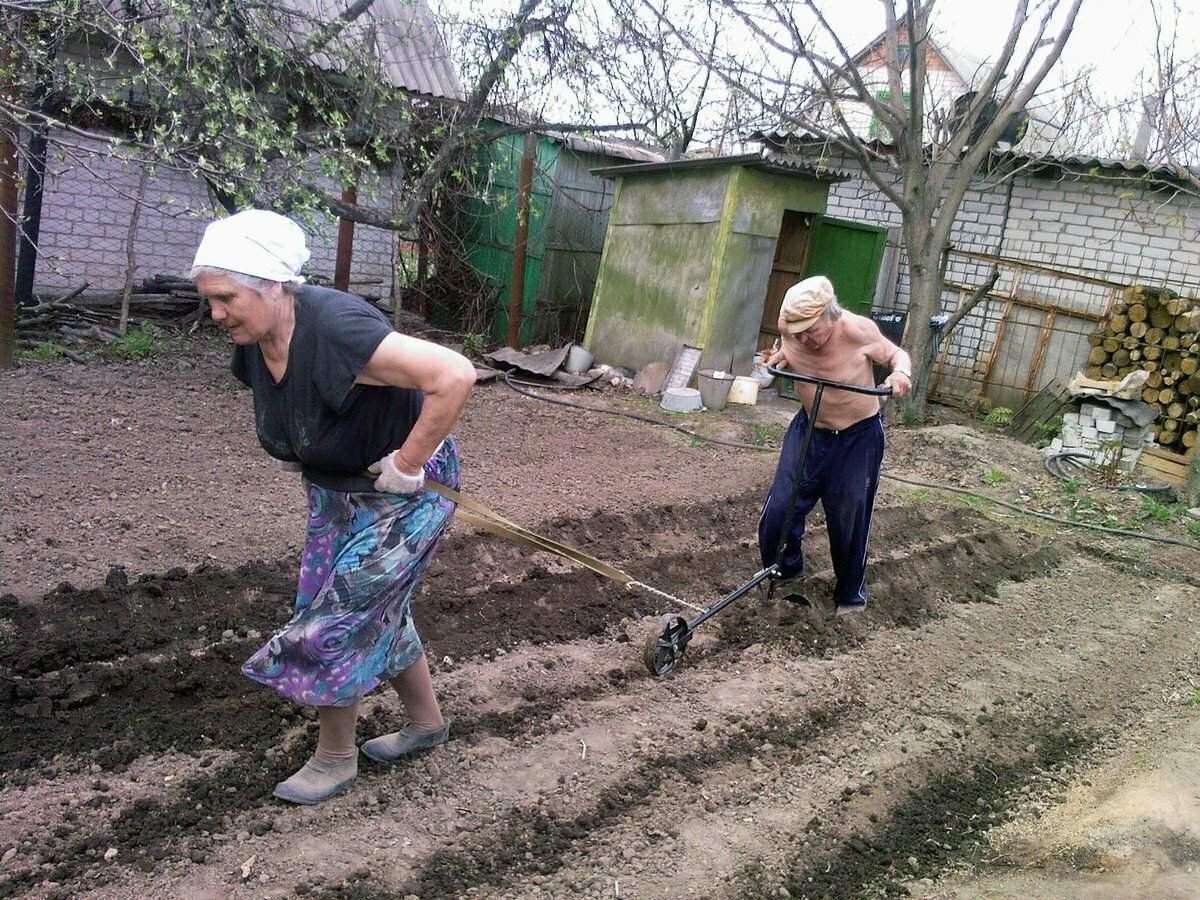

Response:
(583, 153), (887, 375)
(459, 126), (663, 346)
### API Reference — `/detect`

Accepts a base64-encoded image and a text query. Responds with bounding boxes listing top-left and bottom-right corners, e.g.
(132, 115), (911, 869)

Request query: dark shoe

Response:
(361, 721), (451, 763)
(761, 574), (805, 604)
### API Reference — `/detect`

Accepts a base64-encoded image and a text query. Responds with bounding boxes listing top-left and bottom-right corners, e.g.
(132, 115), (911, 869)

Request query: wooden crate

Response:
(1136, 444), (1197, 487)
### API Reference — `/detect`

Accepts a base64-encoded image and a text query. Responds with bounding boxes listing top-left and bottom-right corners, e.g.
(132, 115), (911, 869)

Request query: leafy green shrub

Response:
(1033, 416), (1063, 449)
(983, 406), (1014, 428)
(18, 341), (67, 361)
(1140, 496), (1176, 525)
(105, 324), (168, 360)
(981, 467), (1008, 485)
(463, 332), (486, 357)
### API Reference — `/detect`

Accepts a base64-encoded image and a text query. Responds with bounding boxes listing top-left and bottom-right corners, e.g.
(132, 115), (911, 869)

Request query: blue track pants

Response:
(757, 410), (885, 609)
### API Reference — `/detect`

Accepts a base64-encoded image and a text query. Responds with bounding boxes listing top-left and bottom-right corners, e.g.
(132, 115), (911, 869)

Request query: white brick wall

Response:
(28, 130), (399, 296)
(819, 150), (1200, 311)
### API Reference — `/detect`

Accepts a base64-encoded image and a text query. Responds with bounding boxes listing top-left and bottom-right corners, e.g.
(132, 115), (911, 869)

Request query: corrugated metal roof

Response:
(757, 131), (1200, 184)
(277, 0), (464, 100)
(551, 132), (665, 163)
(992, 151), (1199, 184)
(100, 0), (464, 101)
(589, 148), (849, 180)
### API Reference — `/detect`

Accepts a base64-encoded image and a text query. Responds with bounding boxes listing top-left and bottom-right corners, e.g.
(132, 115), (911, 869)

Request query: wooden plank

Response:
(1136, 454), (1188, 485)
(1142, 445), (1194, 465)
(1008, 377), (1071, 443)
(928, 288), (963, 400)
(950, 248), (1129, 289)
(976, 297), (1016, 403)
(942, 279), (1107, 322)
(1024, 310), (1057, 401)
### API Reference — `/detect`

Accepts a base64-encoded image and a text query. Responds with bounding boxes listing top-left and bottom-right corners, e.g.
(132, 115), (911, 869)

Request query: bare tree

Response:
(649, 0), (1084, 417)
(588, 0), (726, 158)
(0, 0), (605, 366)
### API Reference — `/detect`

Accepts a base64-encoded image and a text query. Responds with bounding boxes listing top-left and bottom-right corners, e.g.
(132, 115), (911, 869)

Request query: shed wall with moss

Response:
(585, 162), (830, 374)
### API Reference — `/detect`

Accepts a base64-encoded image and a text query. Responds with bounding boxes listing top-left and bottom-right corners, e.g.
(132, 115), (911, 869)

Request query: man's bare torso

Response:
(778, 312), (893, 430)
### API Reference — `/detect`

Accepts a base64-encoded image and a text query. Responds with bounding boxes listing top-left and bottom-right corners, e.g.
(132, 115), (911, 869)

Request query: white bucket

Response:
(564, 343), (594, 374)
(727, 375), (760, 405)
(660, 387), (703, 413)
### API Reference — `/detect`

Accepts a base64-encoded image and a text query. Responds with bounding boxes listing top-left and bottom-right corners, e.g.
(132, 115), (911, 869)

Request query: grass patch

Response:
(104, 324), (169, 361)
(17, 341), (68, 361)
(983, 406), (1014, 428)
(751, 422), (786, 447)
(981, 467), (1008, 486)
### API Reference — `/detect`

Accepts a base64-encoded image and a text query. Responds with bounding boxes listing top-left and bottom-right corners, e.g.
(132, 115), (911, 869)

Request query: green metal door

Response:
(801, 216), (887, 314)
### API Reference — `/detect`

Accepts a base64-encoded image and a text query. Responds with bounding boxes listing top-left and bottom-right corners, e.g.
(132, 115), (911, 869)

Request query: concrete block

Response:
(1061, 412), (1080, 426)
(1096, 419), (1117, 434)
(1077, 415), (1095, 429)
(1090, 406), (1113, 422)
(1080, 426), (1099, 440)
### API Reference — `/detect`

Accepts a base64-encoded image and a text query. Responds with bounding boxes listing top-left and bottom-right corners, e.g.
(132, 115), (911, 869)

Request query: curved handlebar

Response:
(767, 366), (893, 397)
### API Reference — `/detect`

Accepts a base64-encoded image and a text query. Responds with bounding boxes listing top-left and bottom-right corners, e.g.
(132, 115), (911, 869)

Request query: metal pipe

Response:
(507, 132), (536, 348)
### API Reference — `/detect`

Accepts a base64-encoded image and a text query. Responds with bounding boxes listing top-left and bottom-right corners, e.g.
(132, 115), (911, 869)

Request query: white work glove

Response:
(368, 451), (425, 495)
(271, 457), (303, 473)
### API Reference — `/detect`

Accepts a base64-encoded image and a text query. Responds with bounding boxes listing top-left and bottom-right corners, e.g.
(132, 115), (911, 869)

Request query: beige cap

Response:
(780, 275), (835, 334)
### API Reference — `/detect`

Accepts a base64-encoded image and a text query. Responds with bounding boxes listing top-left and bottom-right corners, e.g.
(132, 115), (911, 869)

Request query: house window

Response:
(868, 90), (911, 142)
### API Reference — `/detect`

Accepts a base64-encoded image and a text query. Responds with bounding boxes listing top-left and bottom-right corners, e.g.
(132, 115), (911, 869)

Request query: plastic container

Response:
(697, 369), (735, 411)
(727, 375), (760, 406)
(660, 387), (703, 413)
(564, 343), (594, 374)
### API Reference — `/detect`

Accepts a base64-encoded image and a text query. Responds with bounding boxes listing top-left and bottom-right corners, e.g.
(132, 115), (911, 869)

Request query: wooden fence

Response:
(927, 249), (1127, 412)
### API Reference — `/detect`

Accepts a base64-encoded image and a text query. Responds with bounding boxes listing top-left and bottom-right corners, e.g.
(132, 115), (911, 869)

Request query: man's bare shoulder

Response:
(838, 311), (882, 343)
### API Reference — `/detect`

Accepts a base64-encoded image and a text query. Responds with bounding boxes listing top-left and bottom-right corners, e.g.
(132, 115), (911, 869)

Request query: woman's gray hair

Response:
(823, 297), (843, 320)
(189, 265), (301, 295)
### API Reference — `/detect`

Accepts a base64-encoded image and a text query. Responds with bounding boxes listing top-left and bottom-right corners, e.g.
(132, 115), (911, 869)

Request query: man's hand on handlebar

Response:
(883, 370), (913, 397)
(761, 344), (788, 369)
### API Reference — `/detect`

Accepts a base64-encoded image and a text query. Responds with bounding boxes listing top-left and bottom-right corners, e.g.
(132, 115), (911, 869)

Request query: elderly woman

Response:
(190, 209), (475, 805)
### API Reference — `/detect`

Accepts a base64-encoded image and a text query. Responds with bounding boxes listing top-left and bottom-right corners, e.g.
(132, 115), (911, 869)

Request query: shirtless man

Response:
(759, 275), (913, 616)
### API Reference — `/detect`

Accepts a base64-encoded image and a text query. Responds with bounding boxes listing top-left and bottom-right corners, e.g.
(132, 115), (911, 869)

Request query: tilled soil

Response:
(2, 346), (1199, 899)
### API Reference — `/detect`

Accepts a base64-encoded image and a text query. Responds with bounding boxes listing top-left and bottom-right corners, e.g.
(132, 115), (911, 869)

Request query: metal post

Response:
(334, 180), (357, 292)
(507, 132), (536, 348)
(14, 91), (48, 307)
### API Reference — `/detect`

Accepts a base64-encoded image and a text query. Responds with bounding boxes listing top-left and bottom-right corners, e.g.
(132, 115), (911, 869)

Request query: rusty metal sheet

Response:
(484, 345), (571, 377)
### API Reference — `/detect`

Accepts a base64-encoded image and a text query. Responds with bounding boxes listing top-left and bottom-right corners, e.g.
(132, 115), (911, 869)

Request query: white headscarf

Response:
(191, 209), (311, 283)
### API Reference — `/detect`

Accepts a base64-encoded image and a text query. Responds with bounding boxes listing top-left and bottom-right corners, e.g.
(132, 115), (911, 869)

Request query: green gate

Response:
(801, 216), (888, 314)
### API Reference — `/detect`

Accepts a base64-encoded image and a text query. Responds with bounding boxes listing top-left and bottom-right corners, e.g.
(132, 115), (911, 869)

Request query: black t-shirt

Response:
(232, 284), (423, 492)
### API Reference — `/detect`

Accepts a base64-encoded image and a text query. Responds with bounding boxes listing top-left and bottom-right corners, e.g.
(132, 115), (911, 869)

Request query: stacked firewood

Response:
(1086, 286), (1200, 450)
(15, 276), (205, 350)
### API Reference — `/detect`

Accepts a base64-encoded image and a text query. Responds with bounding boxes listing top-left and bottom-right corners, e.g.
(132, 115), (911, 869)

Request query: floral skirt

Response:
(242, 438), (459, 707)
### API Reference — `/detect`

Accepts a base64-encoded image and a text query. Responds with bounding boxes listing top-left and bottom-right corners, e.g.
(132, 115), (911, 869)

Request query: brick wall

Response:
(818, 151), (1200, 311)
(29, 130), (398, 296)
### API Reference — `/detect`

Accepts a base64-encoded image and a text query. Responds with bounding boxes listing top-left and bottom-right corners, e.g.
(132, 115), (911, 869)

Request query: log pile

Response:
(15, 276), (205, 350)
(1086, 286), (1200, 451)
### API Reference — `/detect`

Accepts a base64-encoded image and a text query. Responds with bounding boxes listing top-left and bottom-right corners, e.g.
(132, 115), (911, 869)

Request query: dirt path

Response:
(2, 346), (1199, 900)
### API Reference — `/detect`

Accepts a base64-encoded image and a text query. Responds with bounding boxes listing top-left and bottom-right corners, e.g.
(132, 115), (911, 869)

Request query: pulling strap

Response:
(425, 481), (705, 613)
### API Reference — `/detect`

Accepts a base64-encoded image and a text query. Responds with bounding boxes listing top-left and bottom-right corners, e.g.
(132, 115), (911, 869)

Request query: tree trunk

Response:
(894, 211), (945, 420)
(118, 166), (149, 335)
